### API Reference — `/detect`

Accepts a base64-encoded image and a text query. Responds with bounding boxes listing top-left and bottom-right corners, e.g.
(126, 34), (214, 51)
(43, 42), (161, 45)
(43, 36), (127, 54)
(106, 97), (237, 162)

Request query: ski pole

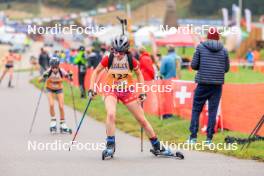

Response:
(141, 102), (144, 152)
(29, 81), (46, 134)
(69, 98), (92, 151)
(69, 81), (78, 127)
(141, 127), (143, 152)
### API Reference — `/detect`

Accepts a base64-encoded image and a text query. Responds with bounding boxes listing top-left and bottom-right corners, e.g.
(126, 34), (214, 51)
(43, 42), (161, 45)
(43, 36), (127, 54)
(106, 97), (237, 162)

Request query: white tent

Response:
(222, 28), (242, 52)
(1, 25), (15, 33)
(134, 26), (158, 46)
(133, 26), (175, 46)
(93, 26), (123, 44)
(94, 25), (177, 46)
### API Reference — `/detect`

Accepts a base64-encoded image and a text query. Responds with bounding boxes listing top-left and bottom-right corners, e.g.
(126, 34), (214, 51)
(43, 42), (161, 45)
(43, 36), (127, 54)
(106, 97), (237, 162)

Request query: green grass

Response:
(145, 45), (195, 59)
(260, 49), (264, 60)
(145, 46), (242, 59)
(181, 67), (264, 83)
(31, 76), (264, 162)
(145, 46), (264, 61)
(14, 68), (33, 72)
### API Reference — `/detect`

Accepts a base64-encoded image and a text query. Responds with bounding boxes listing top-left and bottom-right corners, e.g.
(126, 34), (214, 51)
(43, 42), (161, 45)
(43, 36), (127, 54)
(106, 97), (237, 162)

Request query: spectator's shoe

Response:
(186, 137), (197, 144)
(162, 114), (173, 119)
(80, 91), (86, 99)
(204, 139), (212, 145)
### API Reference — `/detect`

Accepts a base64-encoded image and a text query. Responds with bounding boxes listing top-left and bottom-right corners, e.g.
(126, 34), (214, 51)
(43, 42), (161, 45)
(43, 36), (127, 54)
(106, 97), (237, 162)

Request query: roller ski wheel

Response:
(60, 122), (72, 134)
(175, 151), (184, 159)
(102, 149), (114, 160)
(150, 149), (184, 160)
(49, 126), (57, 134)
(102, 144), (115, 160)
(49, 119), (57, 134)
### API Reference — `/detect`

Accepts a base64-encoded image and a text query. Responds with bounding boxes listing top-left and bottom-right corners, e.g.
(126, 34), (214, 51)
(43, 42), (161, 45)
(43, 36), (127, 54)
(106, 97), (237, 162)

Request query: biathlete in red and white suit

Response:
(88, 35), (172, 158)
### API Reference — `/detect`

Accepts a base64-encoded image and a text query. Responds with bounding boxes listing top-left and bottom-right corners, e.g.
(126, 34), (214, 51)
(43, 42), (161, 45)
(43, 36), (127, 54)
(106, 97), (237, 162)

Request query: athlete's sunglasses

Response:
(113, 51), (125, 55)
(51, 66), (59, 69)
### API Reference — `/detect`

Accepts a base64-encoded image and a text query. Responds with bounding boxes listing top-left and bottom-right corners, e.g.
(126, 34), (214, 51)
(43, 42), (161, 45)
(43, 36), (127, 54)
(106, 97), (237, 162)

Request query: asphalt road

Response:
(0, 75), (263, 176)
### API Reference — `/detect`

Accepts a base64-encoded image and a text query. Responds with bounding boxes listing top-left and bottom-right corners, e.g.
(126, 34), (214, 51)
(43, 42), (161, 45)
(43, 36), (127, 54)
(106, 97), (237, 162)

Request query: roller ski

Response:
(49, 119), (57, 134)
(59, 121), (72, 134)
(150, 139), (184, 159)
(102, 136), (115, 160)
(150, 148), (184, 159)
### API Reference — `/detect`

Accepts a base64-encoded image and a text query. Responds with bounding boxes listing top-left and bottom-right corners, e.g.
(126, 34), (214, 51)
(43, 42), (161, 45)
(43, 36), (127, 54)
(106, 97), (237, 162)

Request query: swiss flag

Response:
(171, 79), (222, 133)
(171, 80), (196, 120)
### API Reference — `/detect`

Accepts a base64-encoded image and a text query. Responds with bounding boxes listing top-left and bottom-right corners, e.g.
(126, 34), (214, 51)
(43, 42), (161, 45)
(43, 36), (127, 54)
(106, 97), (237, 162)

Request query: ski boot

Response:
(49, 119), (57, 134)
(102, 136), (115, 160)
(186, 137), (197, 144)
(59, 121), (72, 134)
(204, 138), (213, 145)
(150, 138), (184, 159)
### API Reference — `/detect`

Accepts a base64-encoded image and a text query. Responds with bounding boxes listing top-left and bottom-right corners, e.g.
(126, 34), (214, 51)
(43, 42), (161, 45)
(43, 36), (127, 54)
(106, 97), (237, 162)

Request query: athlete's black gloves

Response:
(68, 71), (73, 81)
(138, 93), (147, 102)
(88, 89), (97, 98)
(42, 72), (49, 81)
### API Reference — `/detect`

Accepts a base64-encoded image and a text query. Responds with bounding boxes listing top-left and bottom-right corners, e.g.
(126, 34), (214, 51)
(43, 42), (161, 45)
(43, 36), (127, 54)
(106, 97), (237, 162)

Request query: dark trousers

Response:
(189, 84), (222, 140)
(78, 72), (86, 91)
(78, 65), (86, 94)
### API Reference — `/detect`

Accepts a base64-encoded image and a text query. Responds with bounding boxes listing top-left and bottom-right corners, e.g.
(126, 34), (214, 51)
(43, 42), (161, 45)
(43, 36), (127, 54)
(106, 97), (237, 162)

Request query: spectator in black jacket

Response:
(87, 48), (102, 69)
(187, 27), (230, 144)
(38, 48), (50, 74)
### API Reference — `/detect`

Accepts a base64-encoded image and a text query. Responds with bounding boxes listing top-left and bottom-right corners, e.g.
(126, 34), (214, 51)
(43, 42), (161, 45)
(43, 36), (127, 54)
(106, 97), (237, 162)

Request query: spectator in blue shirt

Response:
(245, 48), (254, 69)
(160, 47), (181, 119)
(160, 47), (181, 80)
